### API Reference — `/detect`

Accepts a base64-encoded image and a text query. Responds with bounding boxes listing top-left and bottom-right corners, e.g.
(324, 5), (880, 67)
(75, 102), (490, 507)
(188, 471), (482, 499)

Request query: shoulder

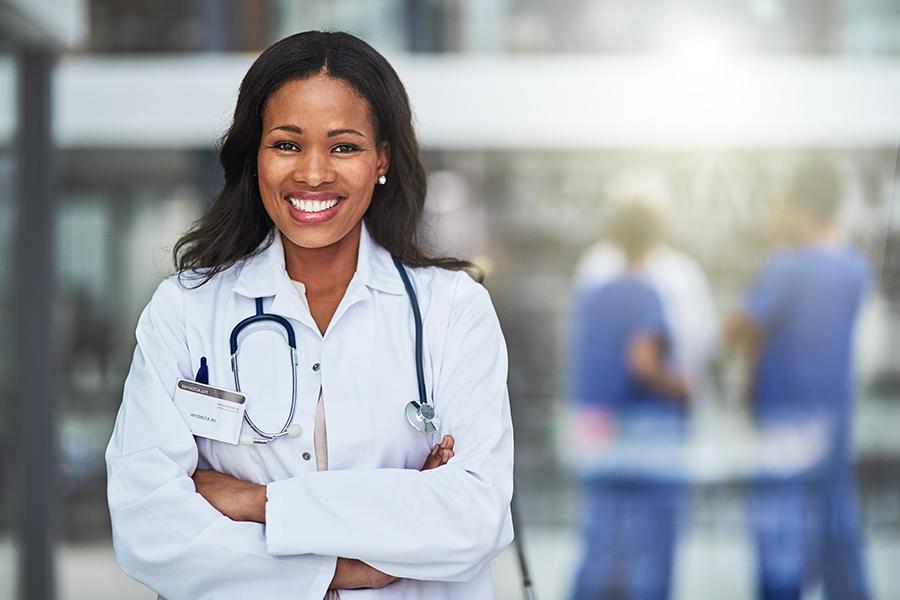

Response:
(139, 263), (246, 333)
(755, 249), (800, 281)
(651, 246), (708, 282)
(578, 275), (661, 310)
(410, 264), (491, 306)
(166, 261), (245, 303)
(573, 242), (623, 286)
(841, 246), (872, 289)
(843, 245), (870, 271)
(408, 265), (501, 343)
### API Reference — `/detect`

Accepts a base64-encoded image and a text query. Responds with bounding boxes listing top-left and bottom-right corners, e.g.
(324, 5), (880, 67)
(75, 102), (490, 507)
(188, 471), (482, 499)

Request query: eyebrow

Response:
(267, 124), (368, 139)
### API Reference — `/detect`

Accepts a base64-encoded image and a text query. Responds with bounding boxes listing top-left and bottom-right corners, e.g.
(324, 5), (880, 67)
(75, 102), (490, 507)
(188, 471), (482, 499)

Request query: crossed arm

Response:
(192, 435), (456, 591)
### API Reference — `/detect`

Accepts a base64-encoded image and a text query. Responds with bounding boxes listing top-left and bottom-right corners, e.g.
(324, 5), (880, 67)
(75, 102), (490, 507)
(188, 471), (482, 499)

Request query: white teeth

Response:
(288, 197), (339, 212)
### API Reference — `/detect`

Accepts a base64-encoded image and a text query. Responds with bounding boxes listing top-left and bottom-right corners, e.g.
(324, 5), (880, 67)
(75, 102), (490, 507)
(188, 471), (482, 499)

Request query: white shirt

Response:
(106, 225), (515, 600)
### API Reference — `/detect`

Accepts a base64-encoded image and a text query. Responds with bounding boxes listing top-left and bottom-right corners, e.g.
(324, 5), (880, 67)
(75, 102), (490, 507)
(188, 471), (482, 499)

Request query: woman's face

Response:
(257, 74), (388, 253)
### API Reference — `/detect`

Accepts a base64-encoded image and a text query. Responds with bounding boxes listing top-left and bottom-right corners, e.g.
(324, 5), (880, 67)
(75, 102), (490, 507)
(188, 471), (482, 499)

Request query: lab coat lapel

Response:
(232, 232), (319, 333)
(269, 274), (319, 334)
(324, 224), (405, 338)
(234, 225), (406, 338)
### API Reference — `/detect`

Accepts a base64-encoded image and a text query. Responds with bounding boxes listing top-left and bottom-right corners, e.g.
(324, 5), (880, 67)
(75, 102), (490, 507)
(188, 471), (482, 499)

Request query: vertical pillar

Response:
(14, 45), (57, 600)
(404, 0), (446, 52)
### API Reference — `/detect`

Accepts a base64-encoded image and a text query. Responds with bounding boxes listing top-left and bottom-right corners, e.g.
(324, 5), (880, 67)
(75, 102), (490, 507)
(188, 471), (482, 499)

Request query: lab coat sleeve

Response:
(106, 278), (336, 600)
(265, 274), (515, 582)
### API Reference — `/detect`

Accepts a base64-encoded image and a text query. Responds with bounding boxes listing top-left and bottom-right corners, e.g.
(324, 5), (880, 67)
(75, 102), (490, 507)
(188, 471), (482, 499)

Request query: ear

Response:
(376, 141), (390, 178)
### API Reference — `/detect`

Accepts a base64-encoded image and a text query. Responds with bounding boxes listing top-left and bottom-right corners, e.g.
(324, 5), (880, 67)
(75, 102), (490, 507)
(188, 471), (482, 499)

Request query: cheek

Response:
(257, 160), (290, 200)
(346, 161), (378, 192)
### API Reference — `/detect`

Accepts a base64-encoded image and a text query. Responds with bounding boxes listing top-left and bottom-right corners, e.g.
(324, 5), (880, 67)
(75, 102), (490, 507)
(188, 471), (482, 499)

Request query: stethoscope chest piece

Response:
(406, 400), (438, 433)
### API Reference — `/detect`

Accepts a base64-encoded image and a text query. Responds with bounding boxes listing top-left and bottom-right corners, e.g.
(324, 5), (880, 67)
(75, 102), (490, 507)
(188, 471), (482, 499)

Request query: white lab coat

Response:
(106, 224), (515, 600)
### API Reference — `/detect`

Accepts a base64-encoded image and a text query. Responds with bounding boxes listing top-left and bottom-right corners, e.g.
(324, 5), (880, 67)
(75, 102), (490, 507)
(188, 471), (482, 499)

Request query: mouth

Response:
(285, 192), (343, 213)
(283, 192), (344, 223)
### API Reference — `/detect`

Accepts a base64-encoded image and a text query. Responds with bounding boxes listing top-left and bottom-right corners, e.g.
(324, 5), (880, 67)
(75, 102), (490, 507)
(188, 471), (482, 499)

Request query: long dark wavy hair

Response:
(174, 30), (478, 286)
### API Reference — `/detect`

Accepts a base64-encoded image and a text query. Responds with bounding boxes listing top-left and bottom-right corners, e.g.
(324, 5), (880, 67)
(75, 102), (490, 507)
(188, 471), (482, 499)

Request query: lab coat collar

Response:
(232, 222), (406, 300)
(357, 222), (407, 296)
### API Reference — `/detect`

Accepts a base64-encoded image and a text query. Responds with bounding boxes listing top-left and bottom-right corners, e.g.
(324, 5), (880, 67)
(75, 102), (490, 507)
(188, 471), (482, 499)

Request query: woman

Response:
(106, 31), (514, 599)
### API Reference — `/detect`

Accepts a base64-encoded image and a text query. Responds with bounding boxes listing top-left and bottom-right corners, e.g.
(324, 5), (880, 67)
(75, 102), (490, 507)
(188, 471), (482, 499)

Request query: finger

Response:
(441, 448), (452, 463)
(421, 446), (441, 470)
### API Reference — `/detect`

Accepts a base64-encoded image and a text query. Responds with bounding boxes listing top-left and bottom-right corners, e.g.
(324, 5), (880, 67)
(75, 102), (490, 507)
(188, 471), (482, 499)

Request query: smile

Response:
(286, 196), (341, 213)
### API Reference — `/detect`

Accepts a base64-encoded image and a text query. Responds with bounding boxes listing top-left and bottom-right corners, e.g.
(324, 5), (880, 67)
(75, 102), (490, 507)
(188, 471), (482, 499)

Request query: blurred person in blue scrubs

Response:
(573, 171), (718, 405)
(569, 197), (691, 600)
(729, 156), (872, 600)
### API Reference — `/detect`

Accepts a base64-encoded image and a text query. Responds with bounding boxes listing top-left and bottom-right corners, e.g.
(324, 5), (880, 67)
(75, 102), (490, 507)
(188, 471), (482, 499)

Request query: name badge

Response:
(173, 379), (246, 445)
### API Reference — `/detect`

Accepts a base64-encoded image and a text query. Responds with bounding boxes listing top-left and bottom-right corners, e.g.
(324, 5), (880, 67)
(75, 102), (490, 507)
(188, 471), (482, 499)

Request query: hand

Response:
(421, 434), (454, 470)
(664, 373), (691, 406)
(332, 433), (456, 591)
(192, 469), (266, 523)
(330, 558), (396, 590)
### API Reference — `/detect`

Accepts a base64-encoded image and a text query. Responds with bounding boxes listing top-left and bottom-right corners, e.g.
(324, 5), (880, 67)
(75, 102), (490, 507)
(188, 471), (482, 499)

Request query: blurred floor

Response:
(2, 527), (899, 599)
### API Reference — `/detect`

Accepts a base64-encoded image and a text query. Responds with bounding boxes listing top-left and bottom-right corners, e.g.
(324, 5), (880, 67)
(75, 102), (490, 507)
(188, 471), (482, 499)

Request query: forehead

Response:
(262, 75), (374, 132)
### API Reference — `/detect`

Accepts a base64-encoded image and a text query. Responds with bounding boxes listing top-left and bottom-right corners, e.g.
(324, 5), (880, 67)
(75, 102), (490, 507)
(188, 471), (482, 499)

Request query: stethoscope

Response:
(228, 257), (538, 599)
(230, 257), (437, 445)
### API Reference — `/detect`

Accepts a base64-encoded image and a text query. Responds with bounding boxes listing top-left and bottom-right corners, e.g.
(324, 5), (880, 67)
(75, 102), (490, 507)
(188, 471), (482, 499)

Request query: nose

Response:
(291, 149), (335, 187)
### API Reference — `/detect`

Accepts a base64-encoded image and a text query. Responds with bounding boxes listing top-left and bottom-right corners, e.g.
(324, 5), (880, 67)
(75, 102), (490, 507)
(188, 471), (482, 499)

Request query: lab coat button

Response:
(302, 451), (312, 461)
(312, 363), (320, 372)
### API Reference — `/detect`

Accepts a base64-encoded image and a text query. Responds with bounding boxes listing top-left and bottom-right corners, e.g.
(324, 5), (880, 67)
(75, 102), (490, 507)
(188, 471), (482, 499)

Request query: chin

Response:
(278, 223), (357, 251)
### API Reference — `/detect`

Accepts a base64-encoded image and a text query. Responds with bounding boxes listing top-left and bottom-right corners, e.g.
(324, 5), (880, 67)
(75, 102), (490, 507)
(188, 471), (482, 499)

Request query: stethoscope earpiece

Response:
(239, 424), (303, 446)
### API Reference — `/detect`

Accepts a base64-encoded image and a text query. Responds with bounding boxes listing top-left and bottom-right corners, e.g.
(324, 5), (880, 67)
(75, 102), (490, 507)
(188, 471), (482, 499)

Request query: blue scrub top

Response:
(570, 274), (684, 422)
(743, 245), (870, 439)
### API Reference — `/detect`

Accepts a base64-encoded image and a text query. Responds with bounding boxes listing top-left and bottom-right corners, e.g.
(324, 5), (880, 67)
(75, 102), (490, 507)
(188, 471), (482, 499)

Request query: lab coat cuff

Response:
(265, 478), (309, 556)
(306, 554), (337, 600)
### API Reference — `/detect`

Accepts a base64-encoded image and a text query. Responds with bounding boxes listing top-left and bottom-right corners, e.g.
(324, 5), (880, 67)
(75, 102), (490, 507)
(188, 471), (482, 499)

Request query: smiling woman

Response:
(172, 31), (474, 285)
(257, 76), (387, 272)
(105, 30), (514, 600)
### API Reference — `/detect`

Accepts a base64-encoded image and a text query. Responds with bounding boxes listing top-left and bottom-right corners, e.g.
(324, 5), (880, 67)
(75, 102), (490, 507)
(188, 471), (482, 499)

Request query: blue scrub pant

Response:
(749, 463), (870, 600)
(570, 479), (683, 600)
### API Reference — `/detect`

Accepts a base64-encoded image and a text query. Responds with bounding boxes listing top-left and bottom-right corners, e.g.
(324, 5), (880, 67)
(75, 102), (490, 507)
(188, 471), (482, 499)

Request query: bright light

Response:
(670, 30), (732, 67)
(660, 20), (743, 73)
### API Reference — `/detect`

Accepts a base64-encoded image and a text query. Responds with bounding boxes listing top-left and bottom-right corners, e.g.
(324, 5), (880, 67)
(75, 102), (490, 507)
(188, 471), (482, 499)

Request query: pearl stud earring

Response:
(377, 175), (387, 185)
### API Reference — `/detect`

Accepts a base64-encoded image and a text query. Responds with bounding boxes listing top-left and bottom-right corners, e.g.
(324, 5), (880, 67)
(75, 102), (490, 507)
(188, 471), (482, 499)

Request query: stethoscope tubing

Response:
(230, 297), (300, 444)
(229, 261), (434, 443)
(233, 345), (298, 442)
(230, 297), (297, 354)
(392, 257), (429, 410)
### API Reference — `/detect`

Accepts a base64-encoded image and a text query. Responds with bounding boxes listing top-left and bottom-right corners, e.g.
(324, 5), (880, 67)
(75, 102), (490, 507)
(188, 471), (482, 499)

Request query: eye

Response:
(272, 141), (300, 152)
(332, 143), (359, 154)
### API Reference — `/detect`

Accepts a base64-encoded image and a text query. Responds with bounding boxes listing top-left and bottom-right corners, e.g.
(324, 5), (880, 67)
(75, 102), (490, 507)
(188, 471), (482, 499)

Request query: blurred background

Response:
(2, 0), (900, 599)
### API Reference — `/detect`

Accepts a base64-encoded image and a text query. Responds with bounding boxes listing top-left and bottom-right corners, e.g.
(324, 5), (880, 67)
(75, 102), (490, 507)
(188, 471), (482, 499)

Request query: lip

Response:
(284, 193), (344, 225)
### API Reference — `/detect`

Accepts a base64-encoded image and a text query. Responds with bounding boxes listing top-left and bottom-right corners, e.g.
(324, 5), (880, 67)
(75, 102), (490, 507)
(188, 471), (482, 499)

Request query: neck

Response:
(624, 250), (648, 270)
(799, 222), (840, 247)
(281, 224), (361, 298)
